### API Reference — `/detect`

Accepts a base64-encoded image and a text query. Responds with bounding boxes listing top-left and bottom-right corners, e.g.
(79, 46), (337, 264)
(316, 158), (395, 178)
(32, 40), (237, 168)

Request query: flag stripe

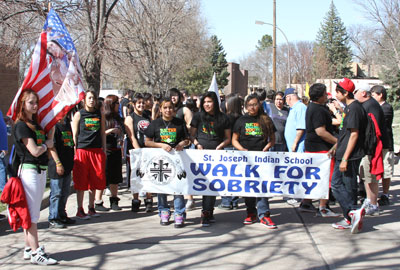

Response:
(7, 9), (85, 133)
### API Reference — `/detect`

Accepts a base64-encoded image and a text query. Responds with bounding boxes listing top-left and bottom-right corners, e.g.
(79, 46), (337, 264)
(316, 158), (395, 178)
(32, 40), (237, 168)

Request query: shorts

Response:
(20, 168), (47, 223)
(73, 148), (106, 190)
(106, 149), (123, 185)
(360, 148), (389, 183)
(383, 150), (394, 178)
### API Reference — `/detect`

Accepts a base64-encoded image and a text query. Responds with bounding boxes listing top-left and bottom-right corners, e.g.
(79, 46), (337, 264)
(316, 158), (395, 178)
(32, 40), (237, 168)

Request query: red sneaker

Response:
(260, 216), (277, 229)
(243, 213), (257, 225)
(76, 207), (90, 220)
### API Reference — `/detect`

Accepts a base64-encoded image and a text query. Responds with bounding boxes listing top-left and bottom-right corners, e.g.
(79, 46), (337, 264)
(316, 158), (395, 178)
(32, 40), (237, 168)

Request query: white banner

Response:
(130, 149), (331, 199)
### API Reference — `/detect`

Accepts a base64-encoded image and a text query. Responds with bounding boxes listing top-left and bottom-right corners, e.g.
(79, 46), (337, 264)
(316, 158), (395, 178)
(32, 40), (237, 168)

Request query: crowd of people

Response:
(0, 77), (396, 265)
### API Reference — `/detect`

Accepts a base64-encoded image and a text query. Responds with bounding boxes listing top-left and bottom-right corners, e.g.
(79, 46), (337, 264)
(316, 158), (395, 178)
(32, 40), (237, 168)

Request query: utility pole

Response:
(272, 0), (276, 90)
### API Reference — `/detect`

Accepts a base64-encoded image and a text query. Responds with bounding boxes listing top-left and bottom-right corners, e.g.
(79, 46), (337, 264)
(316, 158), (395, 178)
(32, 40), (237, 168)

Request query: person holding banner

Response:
(144, 98), (191, 228)
(232, 94), (277, 229)
(125, 93), (153, 212)
(191, 91), (231, 227)
(304, 83), (339, 218)
(13, 90), (58, 265)
(72, 91), (106, 220)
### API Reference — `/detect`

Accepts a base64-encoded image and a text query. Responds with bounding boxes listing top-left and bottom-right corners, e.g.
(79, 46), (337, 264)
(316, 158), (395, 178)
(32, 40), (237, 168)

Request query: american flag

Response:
(7, 9), (85, 132)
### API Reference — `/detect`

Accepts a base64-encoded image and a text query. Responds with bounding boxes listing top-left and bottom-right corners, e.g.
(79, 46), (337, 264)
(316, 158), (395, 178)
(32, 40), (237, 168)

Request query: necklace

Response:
(162, 119), (171, 129)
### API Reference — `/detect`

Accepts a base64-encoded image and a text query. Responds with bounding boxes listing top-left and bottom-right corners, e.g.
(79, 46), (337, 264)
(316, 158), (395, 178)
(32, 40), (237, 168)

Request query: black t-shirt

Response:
(336, 100), (367, 160)
(190, 112), (230, 149)
(77, 109), (102, 149)
(269, 105), (289, 145)
(48, 120), (75, 179)
(133, 112), (151, 148)
(381, 102), (394, 151)
(143, 110), (152, 120)
(145, 117), (188, 148)
(14, 121), (48, 166)
(233, 114), (276, 151)
(120, 98), (130, 118)
(106, 118), (124, 150)
(362, 98), (390, 150)
(305, 102), (335, 152)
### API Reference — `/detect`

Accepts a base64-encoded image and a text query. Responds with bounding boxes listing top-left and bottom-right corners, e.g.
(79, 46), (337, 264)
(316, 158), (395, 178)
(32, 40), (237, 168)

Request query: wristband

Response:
(42, 144), (47, 152)
(195, 143), (200, 148)
(56, 162), (63, 167)
(342, 159), (348, 162)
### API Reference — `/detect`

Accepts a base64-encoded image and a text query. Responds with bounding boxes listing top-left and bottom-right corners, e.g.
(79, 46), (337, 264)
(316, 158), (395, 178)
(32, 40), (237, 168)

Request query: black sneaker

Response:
(131, 199), (141, 212)
(0, 214), (6, 221)
(95, 202), (110, 212)
(378, 194), (390, 206)
(60, 217), (76, 225)
(201, 211), (211, 227)
(48, 219), (66, 229)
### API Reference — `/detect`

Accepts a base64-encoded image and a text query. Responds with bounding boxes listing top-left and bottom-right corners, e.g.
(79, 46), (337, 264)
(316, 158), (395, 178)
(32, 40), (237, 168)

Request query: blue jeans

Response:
(245, 197), (270, 218)
(49, 173), (72, 221)
(157, 194), (185, 216)
(331, 159), (361, 220)
(221, 196), (240, 207)
(202, 195), (216, 212)
(0, 157), (6, 191)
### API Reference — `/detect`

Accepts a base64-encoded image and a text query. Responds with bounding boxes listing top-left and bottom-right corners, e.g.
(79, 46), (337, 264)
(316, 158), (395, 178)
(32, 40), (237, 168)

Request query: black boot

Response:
(110, 197), (122, 211)
(131, 199), (141, 212)
(144, 198), (153, 213)
(95, 201), (109, 212)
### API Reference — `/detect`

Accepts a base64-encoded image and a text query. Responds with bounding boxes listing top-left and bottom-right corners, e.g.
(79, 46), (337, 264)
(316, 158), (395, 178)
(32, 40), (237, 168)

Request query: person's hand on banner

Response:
(161, 143), (172, 152)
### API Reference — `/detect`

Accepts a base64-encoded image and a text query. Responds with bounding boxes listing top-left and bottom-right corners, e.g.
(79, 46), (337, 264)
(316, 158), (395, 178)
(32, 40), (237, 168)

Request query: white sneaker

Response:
(30, 246), (57, 265)
(365, 204), (380, 216)
(185, 200), (195, 211)
(349, 208), (366, 234)
(23, 247), (31, 260)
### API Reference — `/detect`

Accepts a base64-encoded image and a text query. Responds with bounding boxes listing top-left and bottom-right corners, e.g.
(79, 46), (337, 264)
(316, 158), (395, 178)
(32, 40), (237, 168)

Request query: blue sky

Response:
(200, 0), (370, 62)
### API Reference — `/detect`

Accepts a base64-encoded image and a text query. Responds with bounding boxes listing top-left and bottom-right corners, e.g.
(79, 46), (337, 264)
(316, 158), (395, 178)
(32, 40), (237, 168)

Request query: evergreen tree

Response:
(314, 1), (353, 78)
(256, 34), (273, 51)
(209, 35), (230, 89)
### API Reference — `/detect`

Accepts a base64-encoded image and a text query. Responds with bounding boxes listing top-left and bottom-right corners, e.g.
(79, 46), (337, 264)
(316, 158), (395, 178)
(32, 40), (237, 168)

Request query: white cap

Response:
(355, 82), (371, 92)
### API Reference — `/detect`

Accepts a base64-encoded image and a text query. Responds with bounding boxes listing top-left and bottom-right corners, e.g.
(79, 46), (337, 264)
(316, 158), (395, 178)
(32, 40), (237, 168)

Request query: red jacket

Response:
(0, 177), (31, 231)
(369, 113), (384, 180)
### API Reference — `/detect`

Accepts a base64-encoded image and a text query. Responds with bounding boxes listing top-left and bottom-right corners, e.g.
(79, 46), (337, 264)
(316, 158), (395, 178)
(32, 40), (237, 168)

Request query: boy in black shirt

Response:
(48, 116), (76, 228)
(328, 78), (367, 234)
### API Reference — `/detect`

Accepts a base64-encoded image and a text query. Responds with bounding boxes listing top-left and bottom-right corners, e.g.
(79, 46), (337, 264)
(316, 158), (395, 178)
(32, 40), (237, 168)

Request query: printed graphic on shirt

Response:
(61, 131), (74, 147)
(137, 120), (150, 132)
(35, 130), (45, 145)
(84, 118), (100, 131)
(201, 122), (216, 135)
(339, 113), (346, 130)
(160, 128), (177, 144)
(245, 123), (263, 136)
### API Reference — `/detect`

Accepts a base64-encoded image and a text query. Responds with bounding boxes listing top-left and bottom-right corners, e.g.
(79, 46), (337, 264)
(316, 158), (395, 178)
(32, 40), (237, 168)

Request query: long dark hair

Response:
(104, 94), (121, 129)
(245, 94), (274, 141)
(200, 91), (225, 138)
(226, 95), (243, 118)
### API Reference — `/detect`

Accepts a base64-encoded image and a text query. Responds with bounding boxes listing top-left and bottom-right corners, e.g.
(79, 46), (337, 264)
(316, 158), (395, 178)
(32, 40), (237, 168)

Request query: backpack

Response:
(364, 113), (377, 156)
(5, 144), (21, 177)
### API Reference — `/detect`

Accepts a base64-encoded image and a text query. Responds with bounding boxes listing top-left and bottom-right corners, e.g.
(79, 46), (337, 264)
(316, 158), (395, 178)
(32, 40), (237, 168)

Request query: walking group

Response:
(0, 77), (395, 265)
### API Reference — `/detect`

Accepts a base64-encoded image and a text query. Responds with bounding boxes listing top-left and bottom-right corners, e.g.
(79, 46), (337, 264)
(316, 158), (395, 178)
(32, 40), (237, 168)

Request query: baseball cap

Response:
(284, 88), (296, 97)
(334, 78), (355, 92)
(354, 82), (371, 93)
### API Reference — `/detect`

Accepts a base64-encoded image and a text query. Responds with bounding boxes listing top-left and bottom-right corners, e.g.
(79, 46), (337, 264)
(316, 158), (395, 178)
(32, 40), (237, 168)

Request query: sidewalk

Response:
(0, 165), (399, 270)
